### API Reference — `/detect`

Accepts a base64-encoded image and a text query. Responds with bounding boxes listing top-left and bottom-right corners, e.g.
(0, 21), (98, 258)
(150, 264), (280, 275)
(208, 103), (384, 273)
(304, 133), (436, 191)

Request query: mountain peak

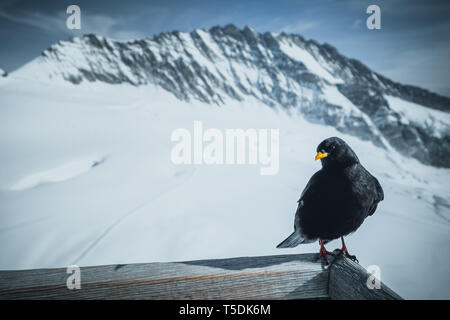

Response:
(11, 25), (450, 168)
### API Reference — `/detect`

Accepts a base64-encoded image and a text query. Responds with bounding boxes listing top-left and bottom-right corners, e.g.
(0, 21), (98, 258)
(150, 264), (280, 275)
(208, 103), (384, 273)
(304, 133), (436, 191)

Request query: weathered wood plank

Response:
(0, 254), (329, 300)
(329, 252), (402, 300)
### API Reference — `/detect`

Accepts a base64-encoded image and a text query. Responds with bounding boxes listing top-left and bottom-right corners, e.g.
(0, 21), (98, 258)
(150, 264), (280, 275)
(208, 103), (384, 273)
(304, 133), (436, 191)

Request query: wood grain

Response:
(0, 253), (329, 300)
(329, 251), (403, 300)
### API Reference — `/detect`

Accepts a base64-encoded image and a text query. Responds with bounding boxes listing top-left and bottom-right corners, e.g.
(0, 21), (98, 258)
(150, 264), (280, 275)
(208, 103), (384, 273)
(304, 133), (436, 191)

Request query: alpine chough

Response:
(277, 137), (384, 264)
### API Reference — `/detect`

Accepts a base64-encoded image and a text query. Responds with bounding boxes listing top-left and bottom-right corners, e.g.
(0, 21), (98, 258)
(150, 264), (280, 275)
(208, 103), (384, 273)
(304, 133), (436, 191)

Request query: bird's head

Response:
(315, 137), (359, 169)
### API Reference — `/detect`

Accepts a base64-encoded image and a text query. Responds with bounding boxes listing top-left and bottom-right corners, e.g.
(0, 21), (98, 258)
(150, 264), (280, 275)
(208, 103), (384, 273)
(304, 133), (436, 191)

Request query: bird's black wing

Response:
(288, 170), (324, 244)
(297, 170), (324, 204)
(368, 176), (384, 216)
(374, 177), (384, 202)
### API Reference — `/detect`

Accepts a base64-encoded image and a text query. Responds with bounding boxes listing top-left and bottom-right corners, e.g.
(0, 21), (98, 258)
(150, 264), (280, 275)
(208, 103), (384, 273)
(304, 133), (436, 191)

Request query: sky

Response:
(0, 0), (449, 97)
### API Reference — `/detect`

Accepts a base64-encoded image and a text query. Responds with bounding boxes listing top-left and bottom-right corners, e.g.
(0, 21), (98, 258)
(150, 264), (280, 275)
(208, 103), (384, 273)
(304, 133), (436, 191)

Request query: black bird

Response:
(277, 137), (384, 264)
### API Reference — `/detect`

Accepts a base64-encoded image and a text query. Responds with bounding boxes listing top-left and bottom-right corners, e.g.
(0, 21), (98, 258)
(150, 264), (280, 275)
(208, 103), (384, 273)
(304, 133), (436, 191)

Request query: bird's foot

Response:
(345, 253), (359, 263)
(317, 240), (334, 265)
(335, 247), (359, 263)
(336, 237), (359, 263)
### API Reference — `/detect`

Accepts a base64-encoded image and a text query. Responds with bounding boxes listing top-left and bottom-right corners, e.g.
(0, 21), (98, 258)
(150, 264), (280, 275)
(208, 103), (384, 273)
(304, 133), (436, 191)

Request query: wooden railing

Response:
(0, 251), (402, 300)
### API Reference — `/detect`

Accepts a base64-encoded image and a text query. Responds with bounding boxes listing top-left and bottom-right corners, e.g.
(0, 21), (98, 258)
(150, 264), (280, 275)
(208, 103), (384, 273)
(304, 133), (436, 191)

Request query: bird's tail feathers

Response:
(276, 231), (305, 248)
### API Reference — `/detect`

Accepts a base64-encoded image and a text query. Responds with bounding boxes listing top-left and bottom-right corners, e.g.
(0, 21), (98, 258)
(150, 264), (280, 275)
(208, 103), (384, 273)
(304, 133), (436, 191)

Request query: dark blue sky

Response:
(1, 0), (449, 96)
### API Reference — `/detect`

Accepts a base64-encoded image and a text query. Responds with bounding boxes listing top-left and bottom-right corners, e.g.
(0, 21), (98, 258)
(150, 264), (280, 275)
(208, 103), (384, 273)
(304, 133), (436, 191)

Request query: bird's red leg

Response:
(317, 240), (334, 264)
(340, 237), (358, 262)
(340, 236), (350, 255)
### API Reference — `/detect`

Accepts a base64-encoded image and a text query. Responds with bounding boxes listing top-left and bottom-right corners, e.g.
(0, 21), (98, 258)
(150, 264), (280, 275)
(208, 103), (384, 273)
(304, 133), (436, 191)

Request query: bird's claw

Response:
(334, 248), (359, 263)
(316, 251), (334, 258)
(317, 247), (335, 264)
(346, 254), (358, 263)
(317, 253), (331, 265)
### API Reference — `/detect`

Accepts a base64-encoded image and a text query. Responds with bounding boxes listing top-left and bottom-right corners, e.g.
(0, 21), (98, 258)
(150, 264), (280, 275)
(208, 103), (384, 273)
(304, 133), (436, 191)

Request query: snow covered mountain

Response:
(15, 24), (450, 168)
(1, 25), (449, 299)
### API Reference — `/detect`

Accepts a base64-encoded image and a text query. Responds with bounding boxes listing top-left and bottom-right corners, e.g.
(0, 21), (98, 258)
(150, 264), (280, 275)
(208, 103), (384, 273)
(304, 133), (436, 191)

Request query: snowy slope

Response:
(0, 74), (449, 299)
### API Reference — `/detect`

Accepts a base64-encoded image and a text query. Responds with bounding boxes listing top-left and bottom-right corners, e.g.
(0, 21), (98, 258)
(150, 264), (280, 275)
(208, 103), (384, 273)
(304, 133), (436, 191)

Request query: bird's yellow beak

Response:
(315, 152), (328, 161)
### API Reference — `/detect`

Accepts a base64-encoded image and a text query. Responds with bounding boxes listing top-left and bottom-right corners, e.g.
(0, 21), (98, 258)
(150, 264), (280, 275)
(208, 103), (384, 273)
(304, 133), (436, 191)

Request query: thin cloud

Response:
(0, 9), (65, 34)
(279, 20), (319, 34)
(0, 8), (144, 40)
